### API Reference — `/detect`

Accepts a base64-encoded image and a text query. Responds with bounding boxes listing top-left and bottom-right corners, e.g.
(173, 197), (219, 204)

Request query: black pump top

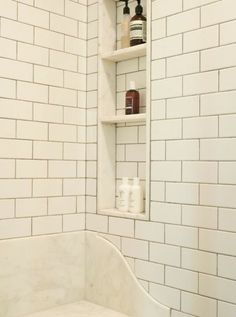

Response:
(120, 0), (130, 14)
(135, 0), (143, 14)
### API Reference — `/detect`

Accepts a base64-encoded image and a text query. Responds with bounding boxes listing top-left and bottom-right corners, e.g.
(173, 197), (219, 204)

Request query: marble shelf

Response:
(100, 113), (146, 124)
(99, 208), (147, 220)
(101, 44), (146, 62)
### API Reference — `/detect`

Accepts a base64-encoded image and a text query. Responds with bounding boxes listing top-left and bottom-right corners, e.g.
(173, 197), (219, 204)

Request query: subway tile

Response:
(218, 302), (236, 317)
(49, 87), (77, 107)
(151, 161), (181, 182)
(18, 3), (49, 28)
(33, 215), (62, 235)
(200, 184), (236, 208)
(219, 208), (236, 232)
(151, 202), (181, 224)
(34, 103), (63, 123)
(201, 91), (236, 116)
(17, 82), (48, 103)
(33, 141), (62, 160)
(220, 20), (236, 45)
(48, 196), (76, 215)
(220, 66), (236, 91)
(0, 139), (32, 159)
(50, 13), (77, 37)
(183, 116), (218, 139)
(182, 205), (217, 229)
(135, 221), (164, 243)
(35, 28), (64, 51)
(0, 79), (16, 99)
(63, 179), (85, 196)
(182, 248), (217, 274)
(184, 71), (218, 96)
(109, 217), (134, 237)
(0, 0), (17, 19)
(16, 160), (47, 178)
(152, 0), (182, 19)
(167, 96), (199, 119)
(167, 9), (200, 36)
(50, 50), (77, 72)
(181, 292), (217, 317)
(18, 43), (48, 66)
(49, 124), (77, 142)
(1, 18), (33, 43)
(35, 0), (64, 14)
(0, 218), (31, 239)
(0, 99), (32, 120)
(201, 0), (236, 26)
(86, 214), (108, 233)
(0, 160), (15, 179)
(219, 162), (236, 184)
(16, 198), (47, 217)
(150, 283), (180, 310)
(0, 200), (15, 220)
(63, 214), (85, 232)
(201, 138), (236, 161)
(150, 242), (181, 266)
(0, 38), (16, 59)
(122, 237), (148, 260)
(0, 180), (31, 199)
(166, 182), (199, 204)
(0, 58), (32, 82)
(34, 65), (63, 87)
(17, 121), (48, 140)
(33, 179), (62, 197)
(166, 267), (198, 292)
(166, 224), (198, 248)
(152, 77), (182, 100)
(135, 259), (164, 284)
(182, 161), (218, 183)
(152, 35), (182, 59)
(218, 255), (236, 280)
(199, 229), (236, 256)
(199, 273), (236, 304)
(184, 25), (218, 53)
(151, 119), (182, 140)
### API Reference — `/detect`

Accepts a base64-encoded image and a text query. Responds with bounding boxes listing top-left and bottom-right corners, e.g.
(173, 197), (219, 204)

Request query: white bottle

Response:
(129, 178), (144, 213)
(118, 177), (131, 212)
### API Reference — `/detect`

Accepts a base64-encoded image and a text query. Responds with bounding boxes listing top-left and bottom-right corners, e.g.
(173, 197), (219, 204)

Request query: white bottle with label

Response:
(129, 177), (144, 213)
(118, 177), (131, 212)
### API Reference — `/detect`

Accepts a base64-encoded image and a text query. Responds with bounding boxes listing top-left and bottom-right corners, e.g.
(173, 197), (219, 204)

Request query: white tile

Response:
(122, 237), (148, 260)
(182, 205), (217, 229)
(33, 215), (62, 235)
(152, 0), (182, 19)
(16, 160), (47, 178)
(152, 35), (182, 59)
(182, 161), (218, 183)
(166, 182), (199, 205)
(33, 179), (62, 197)
(166, 224), (198, 248)
(135, 260), (164, 284)
(183, 116), (218, 139)
(199, 229), (236, 256)
(184, 71), (218, 95)
(48, 197), (76, 215)
(182, 292), (217, 317)
(0, 180), (31, 199)
(136, 221), (164, 243)
(182, 248), (217, 274)
(151, 202), (181, 224)
(200, 184), (236, 209)
(150, 242), (180, 266)
(1, 18), (33, 43)
(199, 273), (236, 303)
(167, 140), (199, 160)
(86, 214), (108, 233)
(219, 208), (236, 232)
(151, 119), (182, 140)
(63, 214), (85, 232)
(218, 255), (236, 280)
(0, 218), (31, 239)
(201, 0), (236, 26)
(150, 283), (180, 310)
(184, 25), (218, 52)
(109, 217), (134, 237)
(166, 267), (198, 292)
(18, 3), (49, 28)
(201, 138), (236, 161)
(218, 301), (236, 317)
(16, 198), (47, 217)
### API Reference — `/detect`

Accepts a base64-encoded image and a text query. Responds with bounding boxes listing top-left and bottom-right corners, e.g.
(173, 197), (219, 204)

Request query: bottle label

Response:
(126, 96), (134, 114)
(130, 20), (146, 42)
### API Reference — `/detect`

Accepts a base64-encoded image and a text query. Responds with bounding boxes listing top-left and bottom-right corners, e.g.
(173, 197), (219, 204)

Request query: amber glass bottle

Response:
(130, 0), (146, 46)
(125, 81), (140, 115)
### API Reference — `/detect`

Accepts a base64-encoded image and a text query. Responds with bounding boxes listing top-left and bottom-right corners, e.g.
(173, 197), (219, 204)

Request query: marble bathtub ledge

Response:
(85, 231), (170, 317)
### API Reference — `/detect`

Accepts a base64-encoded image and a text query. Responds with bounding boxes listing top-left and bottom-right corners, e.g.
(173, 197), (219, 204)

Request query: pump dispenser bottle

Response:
(130, 0), (146, 46)
(120, 0), (131, 48)
(118, 177), (131, 212)
(125, 81), (140, 115)
(129, 178), (144, 213)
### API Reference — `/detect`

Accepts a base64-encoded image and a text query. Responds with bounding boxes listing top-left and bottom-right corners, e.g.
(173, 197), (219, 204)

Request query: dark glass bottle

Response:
(130, 0), (146, 46)
(125, 81), (140, 115)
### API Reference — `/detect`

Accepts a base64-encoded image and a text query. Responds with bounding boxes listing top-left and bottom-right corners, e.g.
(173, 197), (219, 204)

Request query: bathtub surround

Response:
(0, 232), (170, 317)
(0, 1), (236, 317)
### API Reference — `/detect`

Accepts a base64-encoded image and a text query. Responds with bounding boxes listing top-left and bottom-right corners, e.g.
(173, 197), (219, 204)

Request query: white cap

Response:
(122, 177), (129, 184)
(129, 81), (136, 90)
(133, 177), (140, 185)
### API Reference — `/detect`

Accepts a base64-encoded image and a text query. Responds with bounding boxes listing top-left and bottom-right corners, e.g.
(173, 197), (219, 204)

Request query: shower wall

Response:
(0, 0), (87, 238)
(86, 1), (236, 317)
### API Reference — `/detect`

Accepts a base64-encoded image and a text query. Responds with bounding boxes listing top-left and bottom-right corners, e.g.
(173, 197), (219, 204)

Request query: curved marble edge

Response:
(86, 231), (171, 317)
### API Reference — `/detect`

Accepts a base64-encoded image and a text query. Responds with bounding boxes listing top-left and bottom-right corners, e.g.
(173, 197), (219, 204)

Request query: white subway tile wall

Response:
(0, 0), (87, 237)
(86, 0), (236, 316)
(1, 1), (236, 317)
